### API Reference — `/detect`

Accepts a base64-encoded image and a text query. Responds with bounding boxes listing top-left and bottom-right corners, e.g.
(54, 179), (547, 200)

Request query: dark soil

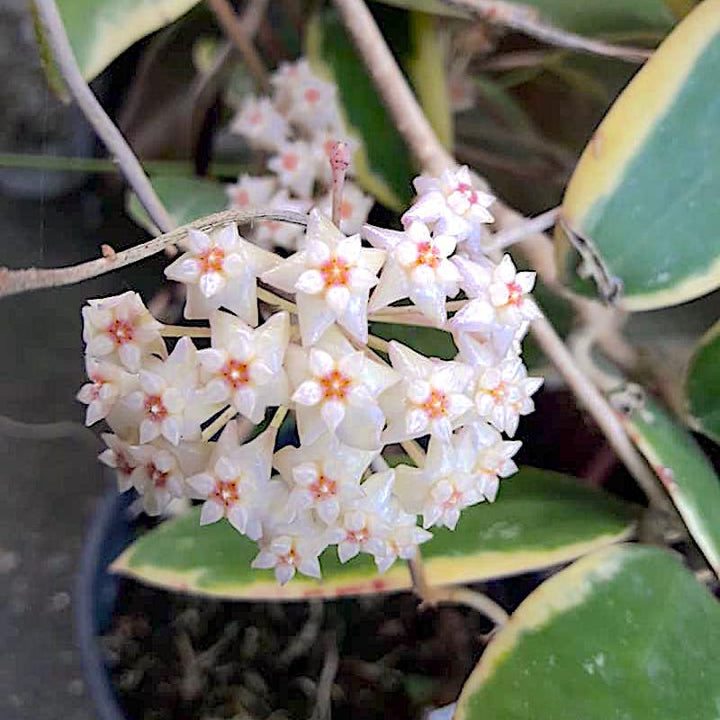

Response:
(102, 579), (518, 720)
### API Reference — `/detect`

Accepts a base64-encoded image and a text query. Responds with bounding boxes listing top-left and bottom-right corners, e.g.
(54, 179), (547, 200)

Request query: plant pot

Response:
(74, 478), (135, 720)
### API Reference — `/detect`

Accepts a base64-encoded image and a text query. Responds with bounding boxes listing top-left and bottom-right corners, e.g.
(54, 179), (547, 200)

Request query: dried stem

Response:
(0, 208), (306, 299)
(331, 0), (672, 512)
(270, 405), (289, 429)
(441, 0), (653, 63)
(401, 440), (426, 467)
(33, 0), (174, 234)
(206, 0), (271, 91)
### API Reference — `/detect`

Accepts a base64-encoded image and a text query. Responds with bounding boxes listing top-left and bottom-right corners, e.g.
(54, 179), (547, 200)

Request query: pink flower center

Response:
(248, 109), (263, 125)
(420, 388), (448, 419)
(309, 474), (337, 499)
(304, 87), (321, 104)
(231, 188), (250, 207)
(279, 548), (298, 567)
(144, 394), (168, 422)
(443, 489), (462, 509)
(199, 246), (225, 274)
(116, 452), (134, 477)
(107, 319), (134, 345)
(282, 153), (299, 172)
(347, 527), (369, 544)
(222, 359), (250, 389)
(415, 241), (440, 269)
(456, 182), (479, 205)
(319, 369), (351, 401)
(320, 256), (350, 287)
(147, 463), (168, 488)
(506, 281), (523, 306)
(214, 480), (240, 508)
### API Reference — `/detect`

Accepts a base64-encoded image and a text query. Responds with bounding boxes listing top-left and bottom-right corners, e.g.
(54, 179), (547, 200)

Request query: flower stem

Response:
(256, 286), (298, 314)
(366, 333), (390, 353)
(201, 406), (238, 441)
(160, 325), (212, 338)
(270, 405), (289, 430)
(400, 440), (426, 467)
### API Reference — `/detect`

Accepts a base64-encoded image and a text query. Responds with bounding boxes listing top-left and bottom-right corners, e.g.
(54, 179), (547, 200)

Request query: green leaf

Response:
(405, 11), (454, 149)
(111, 467), (635, 601)
(455, 544), (720, 720)
(126, 175), (228, 234)
(685, 319), (720, 443)
(556, 2), (720, 310)
(619, 392), (720, 577)
(50, 0), (202, 82)
(306, 9), (417, 211)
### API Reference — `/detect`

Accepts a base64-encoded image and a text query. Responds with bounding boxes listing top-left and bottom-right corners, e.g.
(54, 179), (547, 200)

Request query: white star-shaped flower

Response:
(403, 166), (494, 245)
(380, 341), (474, 443)
(165, 224), (279, 324)
(487, 254), (540, 327)
(274, 433), (376, 525)
(456, 422), (522, 502)
(287, 326), (399, 449)
(316, 181), (374, 235)
(198, 310), (290, 424)
(467, 352), (543, 437)
(98, 433), (138, 493)
(187, 421), (276, 540)
(271, 59), (318, 111)
(230, 95), (289, 152)
(225, 174), (276, 211)
(82, 291), (166, 372)
(251, 515), (329, 585)
(127, 440), (204, 516)
(329, 469), (395, 566)
(251, 190), (311, 251)
(394, 434), (486, 530)
(121, 337), (214, 445)
(283, 73), (342, 134)
(364, 221), (461, 326)
(374, 502), (432, 573)
(267, 141), (317, 199)
(76, 357), (138, 426)
(261, 209), (385, 345)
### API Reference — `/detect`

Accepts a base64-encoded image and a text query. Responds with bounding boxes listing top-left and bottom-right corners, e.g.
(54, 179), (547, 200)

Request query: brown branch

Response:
(0, 209), (307, 299)
(330, 0), (673, 513)
(206, 0), (271, 92)
(441, 0), (653, 63)
(33, 0), (174, 234)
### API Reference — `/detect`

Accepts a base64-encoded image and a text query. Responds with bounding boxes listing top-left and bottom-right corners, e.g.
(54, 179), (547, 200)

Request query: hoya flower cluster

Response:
(226, 59), (373, 251)
(80, 166), (542, 585)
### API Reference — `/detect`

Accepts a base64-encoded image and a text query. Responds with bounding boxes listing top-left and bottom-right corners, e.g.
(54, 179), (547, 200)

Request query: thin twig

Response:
(440, 0), (652, 63)
(277, 601), (324, 668)
(207, 0), (271, 91)
(33, 0), (174, 233)
(0, 208), (307, 299)
(331, 0), (671, 513)
(488, 205), (560, 250)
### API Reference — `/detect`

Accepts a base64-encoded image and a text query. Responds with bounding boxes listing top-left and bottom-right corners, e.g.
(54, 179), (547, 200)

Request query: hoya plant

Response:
(5, 0), (720, 717)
